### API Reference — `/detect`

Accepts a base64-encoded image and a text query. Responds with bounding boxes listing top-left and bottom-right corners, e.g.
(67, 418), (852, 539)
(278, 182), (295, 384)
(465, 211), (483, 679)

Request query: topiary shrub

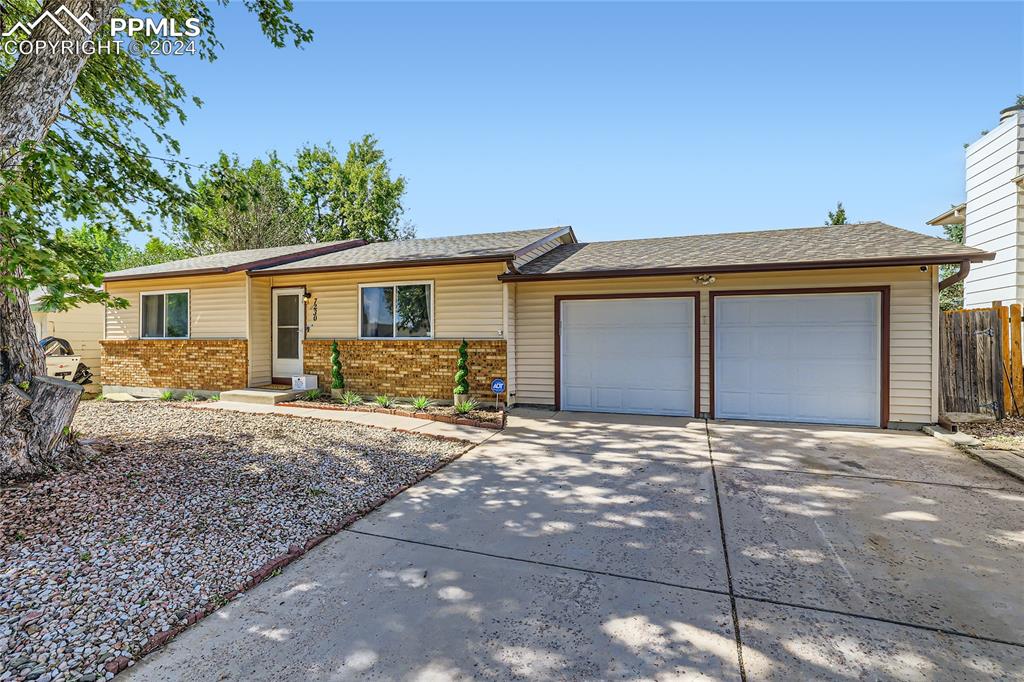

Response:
(330, 340), (344, 390)
(453, 338), (470, 401)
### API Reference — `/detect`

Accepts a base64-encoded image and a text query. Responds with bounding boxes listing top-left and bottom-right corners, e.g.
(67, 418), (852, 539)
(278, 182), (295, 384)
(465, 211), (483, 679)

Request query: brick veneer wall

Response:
(100, 339), (248, 391)
(303, 339), (507, 400)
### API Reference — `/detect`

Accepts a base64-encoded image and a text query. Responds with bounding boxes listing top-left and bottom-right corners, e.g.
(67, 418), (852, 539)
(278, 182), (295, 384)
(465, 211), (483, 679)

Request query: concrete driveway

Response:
(128, 410), (1024, 680)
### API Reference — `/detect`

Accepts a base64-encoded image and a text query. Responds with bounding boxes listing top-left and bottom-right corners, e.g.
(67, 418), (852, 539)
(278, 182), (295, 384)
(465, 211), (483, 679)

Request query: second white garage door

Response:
(560, 297), (695, 416)
(714, 293), (881, 426)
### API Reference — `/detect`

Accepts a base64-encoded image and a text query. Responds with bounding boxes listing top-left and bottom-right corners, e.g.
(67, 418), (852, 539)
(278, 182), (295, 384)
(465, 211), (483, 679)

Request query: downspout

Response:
(938, 260), (971, 290)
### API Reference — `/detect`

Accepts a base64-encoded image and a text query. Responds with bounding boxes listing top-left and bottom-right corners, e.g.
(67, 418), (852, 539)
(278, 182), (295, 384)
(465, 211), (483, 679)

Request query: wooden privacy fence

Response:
(940, 302), (1024, 418)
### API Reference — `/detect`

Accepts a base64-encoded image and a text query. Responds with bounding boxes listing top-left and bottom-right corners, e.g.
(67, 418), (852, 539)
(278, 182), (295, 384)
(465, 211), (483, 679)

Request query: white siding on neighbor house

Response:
(104, 273), (249, 340)
(33, 302), (105, 392)
(964, 110), (1024, 308)
(255, 262), (507, 341)
(512, 265), (937, 425)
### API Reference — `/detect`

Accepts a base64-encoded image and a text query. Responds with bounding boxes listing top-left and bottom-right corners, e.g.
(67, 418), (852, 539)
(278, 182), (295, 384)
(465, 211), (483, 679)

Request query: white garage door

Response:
(714, 293), (880, 426)
(560, 297), (694, 416)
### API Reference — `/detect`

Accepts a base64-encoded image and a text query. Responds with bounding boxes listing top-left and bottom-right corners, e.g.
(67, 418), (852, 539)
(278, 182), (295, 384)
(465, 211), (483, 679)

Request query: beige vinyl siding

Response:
(513, 265), (936, 424)
(33, 302), (105, 392)
(258, 262), (506, 340)
(505, 282), (517, 393)
(248, 276), (272, 386)
(104, 273), (248, 340)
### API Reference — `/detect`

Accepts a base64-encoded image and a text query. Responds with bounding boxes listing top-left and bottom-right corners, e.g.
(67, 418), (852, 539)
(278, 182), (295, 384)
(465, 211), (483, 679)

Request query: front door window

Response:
(272, 288), (304, 379)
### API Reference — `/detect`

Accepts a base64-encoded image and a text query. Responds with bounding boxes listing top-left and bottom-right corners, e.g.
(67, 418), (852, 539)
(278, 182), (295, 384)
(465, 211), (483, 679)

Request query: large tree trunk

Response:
(0, 0), (119, 166)
(0, 0), (117, 480)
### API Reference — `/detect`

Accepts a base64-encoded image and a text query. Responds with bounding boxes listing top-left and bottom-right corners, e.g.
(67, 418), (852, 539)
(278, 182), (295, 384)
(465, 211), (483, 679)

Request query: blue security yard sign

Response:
(490, 378), (506, 394)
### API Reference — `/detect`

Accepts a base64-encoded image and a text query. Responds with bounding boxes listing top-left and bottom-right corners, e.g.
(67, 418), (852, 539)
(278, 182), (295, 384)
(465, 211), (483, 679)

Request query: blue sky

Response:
(164, 1), (1024, 243)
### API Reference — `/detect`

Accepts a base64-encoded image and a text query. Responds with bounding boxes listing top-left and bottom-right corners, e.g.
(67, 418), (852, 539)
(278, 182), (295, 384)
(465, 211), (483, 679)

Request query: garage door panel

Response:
(561, 297), (694, 417)
(715, 293), (880, 426)
(718, 331), (752, 357)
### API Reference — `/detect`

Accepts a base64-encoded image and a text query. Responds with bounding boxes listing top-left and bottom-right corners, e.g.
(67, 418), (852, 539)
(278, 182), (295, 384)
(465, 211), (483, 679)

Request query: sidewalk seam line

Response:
(703, 418), (748, 681)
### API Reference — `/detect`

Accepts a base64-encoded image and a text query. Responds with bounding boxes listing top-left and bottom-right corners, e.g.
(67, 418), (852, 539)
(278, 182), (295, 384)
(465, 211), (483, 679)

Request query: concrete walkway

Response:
(189, 400), (495, 444)
(127, 410), (1024, 680)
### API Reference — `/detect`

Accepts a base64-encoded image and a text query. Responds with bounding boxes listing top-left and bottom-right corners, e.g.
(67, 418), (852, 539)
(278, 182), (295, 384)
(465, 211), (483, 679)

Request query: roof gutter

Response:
(938, 260), (971, 290)
(498, 252), (996, 282)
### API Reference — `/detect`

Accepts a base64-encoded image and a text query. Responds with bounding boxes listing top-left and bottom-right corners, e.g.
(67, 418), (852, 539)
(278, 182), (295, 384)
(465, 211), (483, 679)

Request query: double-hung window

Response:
(359, 282), (432, 339)
(140, 291), (189, 339)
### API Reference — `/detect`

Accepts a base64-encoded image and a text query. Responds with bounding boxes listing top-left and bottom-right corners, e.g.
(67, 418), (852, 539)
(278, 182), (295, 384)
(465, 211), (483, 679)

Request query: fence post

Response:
(994, 301), (1012, 417)
(1012, 304), (1023, 416)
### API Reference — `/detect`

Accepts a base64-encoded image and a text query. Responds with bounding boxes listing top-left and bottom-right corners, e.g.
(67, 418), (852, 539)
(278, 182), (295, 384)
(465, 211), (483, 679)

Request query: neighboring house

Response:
(100, 222), (991, 428)
(30, 291), (105, 392)
(928, 104), (1024, 308)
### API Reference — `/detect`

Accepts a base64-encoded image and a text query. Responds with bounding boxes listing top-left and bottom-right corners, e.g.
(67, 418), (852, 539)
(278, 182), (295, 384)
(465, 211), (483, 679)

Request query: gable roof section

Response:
(501, 222), (994, 281)
(254, 226), (574, 276)
(104, 240), (365, 282)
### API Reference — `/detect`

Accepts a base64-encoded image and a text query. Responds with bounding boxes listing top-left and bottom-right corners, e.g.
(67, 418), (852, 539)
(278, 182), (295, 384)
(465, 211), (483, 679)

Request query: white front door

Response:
(714, 293), (881, 426)
(560, 297), (695, 416)
(272, 288), (305, 380)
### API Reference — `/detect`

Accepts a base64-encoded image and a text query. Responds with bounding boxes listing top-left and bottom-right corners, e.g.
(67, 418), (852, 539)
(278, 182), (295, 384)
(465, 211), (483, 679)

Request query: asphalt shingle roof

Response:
(512, 222), (992, 277)
(104, 240), (363, 280)
(259, 227), (568, 273)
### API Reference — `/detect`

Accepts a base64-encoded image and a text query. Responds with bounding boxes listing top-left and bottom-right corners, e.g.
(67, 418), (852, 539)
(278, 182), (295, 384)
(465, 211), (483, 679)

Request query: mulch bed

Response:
(0, 402), (468, 681)
(288, 398), (506, 430)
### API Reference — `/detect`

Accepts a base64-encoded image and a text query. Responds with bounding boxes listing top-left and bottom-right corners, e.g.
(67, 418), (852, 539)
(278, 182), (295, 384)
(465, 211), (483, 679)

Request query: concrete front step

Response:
(219, 388), (304, 405)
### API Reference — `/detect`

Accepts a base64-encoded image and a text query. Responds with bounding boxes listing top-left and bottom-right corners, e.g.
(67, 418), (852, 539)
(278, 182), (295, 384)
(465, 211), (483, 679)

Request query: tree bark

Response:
(0, 376), (84, 480)
(0, 0), (119, 166)
(0, 0), (115, 480)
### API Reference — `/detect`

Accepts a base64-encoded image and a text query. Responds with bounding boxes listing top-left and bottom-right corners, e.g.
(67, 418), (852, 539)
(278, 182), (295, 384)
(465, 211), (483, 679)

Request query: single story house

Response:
(100, 222), (992, 428)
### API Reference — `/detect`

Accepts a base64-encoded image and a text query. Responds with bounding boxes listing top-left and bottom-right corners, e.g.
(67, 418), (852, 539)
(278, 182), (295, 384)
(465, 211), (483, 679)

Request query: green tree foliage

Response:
(454, 339), (470, 395)
(1, 0), (312, 313)
(181, 153), (309, 254)
(940, 222), (965, 312)
(330, 340), (344, 390)
(826, 201), (848, 225)
(292, 136), (413, 243)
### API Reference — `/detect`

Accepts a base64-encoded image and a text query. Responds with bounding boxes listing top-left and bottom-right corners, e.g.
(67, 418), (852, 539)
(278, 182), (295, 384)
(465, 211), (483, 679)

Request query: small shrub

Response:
(340, 391), (363, 406)
(330, 340), (345, 390)
(374, 395), (394, 408)
(454, 398), (479, 415)
(411, 396), (433, 410)
(304, 388), (322, 401)
(209, 394), (220, 402)
(181, 391), (199, 402)
(79, 551), (91, 562)
(93, 393), (106, 401)
(453, 338), (470, 395)
(160, 390), (174, 401)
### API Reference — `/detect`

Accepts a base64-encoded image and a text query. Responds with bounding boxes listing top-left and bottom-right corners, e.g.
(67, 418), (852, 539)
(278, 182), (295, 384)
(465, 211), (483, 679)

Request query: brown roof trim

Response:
(249, 254), (512, 277)
(103, 240), (366, 283)
(511, 226), (577, 258)
(499, 252), (996, 282)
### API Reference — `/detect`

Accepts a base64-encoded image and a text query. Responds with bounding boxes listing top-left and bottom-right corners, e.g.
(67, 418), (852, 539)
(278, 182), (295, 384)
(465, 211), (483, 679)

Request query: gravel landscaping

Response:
(0, 402), (467, 681)
(958, 416), (1024, 451)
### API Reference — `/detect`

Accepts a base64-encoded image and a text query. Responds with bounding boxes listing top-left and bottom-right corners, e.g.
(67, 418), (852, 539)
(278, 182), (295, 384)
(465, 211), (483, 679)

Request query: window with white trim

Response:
(141, 291), (189, 339)
(359, 283), (432, 338)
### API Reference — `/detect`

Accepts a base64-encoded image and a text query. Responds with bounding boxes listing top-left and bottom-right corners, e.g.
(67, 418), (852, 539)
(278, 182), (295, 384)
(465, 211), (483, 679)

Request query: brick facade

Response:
(303, 339), (507, 400)
(100, 339), (248, 392)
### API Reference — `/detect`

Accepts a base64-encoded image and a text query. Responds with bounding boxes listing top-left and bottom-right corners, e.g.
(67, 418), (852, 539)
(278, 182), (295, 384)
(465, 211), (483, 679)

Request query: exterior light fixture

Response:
(693, 274), (717, 286)
(302, 291), (312, 302)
